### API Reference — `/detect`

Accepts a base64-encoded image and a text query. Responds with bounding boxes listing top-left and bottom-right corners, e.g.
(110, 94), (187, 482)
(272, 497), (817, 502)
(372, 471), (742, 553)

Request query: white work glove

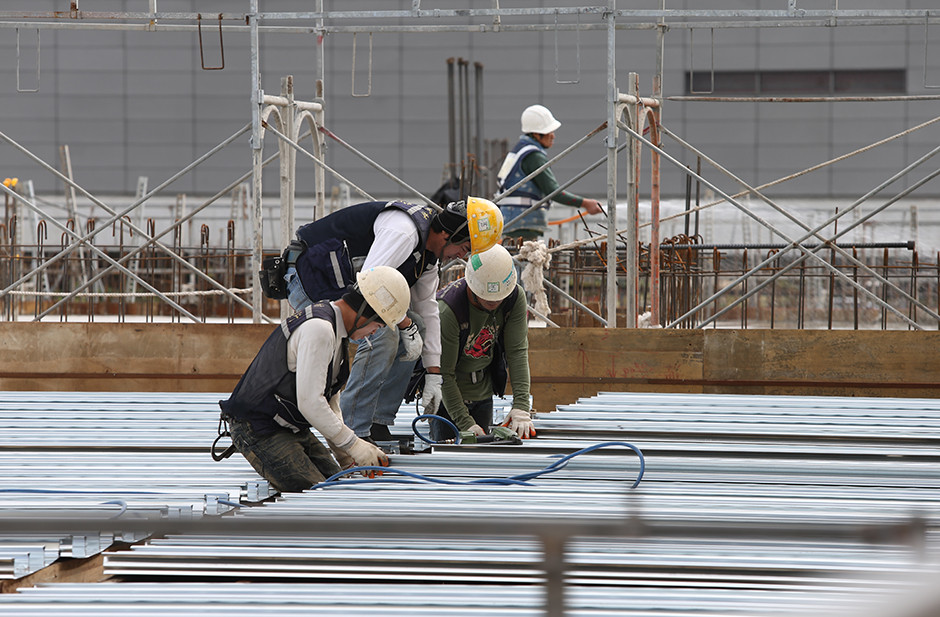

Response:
(467, 424), (487, 437)
(502, 408), (536, 439)
(327, 440), (356, 471)
(342, 437), (390, 478)
(398, 322), (423, 362)
(421, 373), (443, 415)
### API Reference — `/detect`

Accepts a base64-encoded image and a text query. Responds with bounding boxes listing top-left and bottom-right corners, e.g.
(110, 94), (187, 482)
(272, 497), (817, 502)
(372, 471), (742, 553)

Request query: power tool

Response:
(441, 425), (522, 445)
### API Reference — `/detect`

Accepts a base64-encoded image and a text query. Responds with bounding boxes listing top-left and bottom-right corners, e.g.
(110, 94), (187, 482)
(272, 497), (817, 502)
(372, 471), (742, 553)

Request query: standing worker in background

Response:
(262, 198), (503, 444)
(427, 243), (536, 442)
(495, 104), (604, 240)
(217, 266), (411, 493)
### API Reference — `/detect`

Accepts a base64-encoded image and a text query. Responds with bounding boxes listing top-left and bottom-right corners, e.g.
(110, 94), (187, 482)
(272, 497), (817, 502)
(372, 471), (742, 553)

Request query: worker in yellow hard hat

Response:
(465, 196), (503, 254)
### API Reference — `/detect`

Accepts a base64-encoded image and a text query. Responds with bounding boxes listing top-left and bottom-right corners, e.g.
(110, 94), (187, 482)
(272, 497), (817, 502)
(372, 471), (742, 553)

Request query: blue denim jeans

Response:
(341, 310), (425, 437)
(227, 416), (341, 493)
(285, 266), (312, 312)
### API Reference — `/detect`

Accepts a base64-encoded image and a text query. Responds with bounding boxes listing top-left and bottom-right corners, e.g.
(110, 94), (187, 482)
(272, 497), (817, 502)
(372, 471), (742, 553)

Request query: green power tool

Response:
(446, 425), (522, 445)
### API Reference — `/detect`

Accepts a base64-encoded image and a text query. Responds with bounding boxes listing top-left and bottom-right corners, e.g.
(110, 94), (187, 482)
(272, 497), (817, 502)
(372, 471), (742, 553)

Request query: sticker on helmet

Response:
(487, 282), (500, 294)
(372, 286), (396, 311)
(470, 253), (483, 270)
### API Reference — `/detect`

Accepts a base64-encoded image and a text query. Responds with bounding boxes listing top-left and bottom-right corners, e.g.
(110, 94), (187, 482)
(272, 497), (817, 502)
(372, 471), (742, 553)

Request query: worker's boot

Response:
(370, 422), (393, 443)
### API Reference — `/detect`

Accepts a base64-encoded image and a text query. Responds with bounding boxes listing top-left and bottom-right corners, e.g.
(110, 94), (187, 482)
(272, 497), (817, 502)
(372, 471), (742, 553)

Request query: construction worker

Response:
(427, 243), (536, 442)
(218, 266), (411, 493)
(267, 198), (503, 444)
(495, 104), (603, 240)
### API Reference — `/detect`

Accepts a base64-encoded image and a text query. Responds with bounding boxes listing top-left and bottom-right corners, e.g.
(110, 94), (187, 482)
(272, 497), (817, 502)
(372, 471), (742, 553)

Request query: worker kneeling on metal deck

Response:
(216, 266), (411, 493)
(426, 243), (536, 443)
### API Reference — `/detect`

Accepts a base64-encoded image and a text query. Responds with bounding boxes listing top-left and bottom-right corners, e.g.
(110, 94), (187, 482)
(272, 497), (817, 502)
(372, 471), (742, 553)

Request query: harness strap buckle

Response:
(211, 416), (237, 462)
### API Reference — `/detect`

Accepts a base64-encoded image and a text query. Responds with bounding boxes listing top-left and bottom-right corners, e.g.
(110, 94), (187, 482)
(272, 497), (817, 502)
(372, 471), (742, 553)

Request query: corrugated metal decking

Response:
(0, 390), (937, 616)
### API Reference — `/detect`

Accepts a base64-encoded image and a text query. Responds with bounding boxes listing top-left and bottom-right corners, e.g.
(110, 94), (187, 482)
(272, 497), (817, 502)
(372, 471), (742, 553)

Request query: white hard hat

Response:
(521, 104), (561, 134)
(356, 266), (410, 328)
(465, 244), (517, 302)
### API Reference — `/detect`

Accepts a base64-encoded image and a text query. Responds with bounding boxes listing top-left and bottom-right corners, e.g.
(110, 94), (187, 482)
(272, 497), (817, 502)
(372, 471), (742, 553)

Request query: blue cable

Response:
(310, 441), (644, 490)
(412, 414), (461, 445)
(508, 441), (646, 489)
(101, 499), (128, 519)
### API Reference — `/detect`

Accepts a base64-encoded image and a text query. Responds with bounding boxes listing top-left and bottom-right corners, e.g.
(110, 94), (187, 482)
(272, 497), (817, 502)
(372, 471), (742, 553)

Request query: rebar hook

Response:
(198, 13), (225, 70)
(16, 28), (40, 93)
(36, 219), (47, 247)
(924, 13), (939, 89)
(688, 28), (715, 94)
(351, 32), (373, 97)
(553, 10), (581, 85)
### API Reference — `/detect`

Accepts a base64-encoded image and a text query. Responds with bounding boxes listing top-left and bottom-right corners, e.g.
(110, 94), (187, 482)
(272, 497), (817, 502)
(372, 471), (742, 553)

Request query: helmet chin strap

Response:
(350, 301), (381, 333)
(440, 220), (469, 256)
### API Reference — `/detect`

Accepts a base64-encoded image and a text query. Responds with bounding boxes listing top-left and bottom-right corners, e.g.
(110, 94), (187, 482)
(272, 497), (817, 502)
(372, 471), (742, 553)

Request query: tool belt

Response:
(259, 240), (306, 300)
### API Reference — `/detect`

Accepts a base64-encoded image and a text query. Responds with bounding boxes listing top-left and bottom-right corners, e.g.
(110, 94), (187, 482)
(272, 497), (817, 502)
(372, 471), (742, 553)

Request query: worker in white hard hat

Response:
(216, 266), (412, 492)
(425, 244), (536, 442)
(495, 104), (603, 240)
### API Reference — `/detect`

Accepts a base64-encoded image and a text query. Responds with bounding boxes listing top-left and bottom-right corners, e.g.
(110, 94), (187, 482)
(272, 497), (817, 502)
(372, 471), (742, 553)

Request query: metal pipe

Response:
(318, 125), (437, 209)
(0, 126), (259, 320)
(620, 121), (940, 329)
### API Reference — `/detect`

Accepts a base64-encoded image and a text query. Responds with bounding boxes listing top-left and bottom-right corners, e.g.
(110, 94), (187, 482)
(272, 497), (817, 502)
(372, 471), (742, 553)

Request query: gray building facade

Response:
(1, 1), (937, 208)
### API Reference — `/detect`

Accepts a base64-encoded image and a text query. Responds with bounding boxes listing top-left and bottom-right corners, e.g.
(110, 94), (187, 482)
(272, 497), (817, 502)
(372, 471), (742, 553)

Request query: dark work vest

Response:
(294, 201), (438, 295)
(219, 302), (349, 437)
(496, 134), (547, 203)
(437, 279), (520, 396)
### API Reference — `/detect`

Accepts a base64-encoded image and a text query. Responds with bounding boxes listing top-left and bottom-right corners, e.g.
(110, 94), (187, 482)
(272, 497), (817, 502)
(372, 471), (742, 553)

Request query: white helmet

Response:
(465, 244), (517, 302)
(356, 266), (410, 328)
(521, 104), (561, 134)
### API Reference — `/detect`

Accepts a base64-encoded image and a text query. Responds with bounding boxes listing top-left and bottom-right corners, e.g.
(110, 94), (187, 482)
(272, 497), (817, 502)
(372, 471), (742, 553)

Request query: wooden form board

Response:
(1, 323), (938, 408)
(0, 322), (270, 392)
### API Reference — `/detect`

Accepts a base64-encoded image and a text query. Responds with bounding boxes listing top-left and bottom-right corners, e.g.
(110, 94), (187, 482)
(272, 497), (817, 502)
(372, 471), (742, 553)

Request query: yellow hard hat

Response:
(466, 196), (503, 254)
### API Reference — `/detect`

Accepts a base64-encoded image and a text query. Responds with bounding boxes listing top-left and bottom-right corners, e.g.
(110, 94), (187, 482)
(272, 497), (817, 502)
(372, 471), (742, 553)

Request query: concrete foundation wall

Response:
(2, 324), (938, 411)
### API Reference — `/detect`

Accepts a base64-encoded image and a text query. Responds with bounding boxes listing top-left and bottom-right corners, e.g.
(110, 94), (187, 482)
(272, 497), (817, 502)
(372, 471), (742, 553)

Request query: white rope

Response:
(518, 240), (552, 318)
(6, 288), (252, 298)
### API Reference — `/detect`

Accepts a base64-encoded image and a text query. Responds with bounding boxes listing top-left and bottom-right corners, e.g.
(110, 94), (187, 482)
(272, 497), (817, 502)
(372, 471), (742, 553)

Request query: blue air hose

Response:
(412, 413), (461, 445)
(311, 441), (644, 490)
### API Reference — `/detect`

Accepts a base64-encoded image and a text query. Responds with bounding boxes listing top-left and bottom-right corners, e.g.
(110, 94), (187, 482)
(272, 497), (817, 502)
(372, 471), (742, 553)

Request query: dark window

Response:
(834, 69), (906, 93)
(685, 69), (906, 95)
(761, 70), (830, 94)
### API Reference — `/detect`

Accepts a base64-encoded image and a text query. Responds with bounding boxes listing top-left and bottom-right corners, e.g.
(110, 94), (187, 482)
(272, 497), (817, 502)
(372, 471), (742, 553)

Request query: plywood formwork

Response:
(2, 324), (938, 409)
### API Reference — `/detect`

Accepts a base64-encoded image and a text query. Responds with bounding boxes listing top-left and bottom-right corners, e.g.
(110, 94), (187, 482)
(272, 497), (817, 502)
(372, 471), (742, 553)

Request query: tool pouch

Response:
(259, 254), (289, 300)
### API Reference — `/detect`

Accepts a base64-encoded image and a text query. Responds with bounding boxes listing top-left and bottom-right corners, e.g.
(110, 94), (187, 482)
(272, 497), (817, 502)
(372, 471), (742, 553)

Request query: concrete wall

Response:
(2, 323), (938, 411)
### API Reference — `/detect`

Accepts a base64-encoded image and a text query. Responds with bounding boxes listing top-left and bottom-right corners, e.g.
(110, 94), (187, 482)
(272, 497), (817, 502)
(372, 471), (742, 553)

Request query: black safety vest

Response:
(294, 201), (438, 297)
(219, 302), (348, 436)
